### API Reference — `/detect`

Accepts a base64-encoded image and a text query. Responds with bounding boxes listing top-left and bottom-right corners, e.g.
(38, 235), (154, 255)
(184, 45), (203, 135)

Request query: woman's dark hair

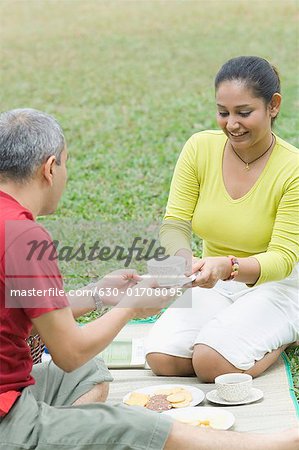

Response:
(215, 56), (281, 122)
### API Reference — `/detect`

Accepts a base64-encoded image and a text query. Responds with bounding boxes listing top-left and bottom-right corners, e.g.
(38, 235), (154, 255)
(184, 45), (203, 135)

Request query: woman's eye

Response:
(218, 112), (229, 117)
(239, 112), (251, 117)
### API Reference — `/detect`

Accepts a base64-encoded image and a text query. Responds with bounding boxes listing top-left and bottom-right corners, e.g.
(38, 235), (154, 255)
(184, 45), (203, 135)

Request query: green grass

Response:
(285, 347), (299, 402)
(1, 0), (298, 397)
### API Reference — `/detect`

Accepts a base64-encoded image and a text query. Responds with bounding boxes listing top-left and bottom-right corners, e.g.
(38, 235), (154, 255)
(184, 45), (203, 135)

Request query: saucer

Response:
(178, 274), (197, 286)
(140, 274), (196, 287)
(206, 388), (263, 406)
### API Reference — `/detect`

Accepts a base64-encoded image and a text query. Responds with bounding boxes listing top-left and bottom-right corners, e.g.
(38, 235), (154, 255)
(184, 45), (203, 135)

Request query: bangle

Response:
(88, 283), (105, 312)
(224, 256), (239, 281)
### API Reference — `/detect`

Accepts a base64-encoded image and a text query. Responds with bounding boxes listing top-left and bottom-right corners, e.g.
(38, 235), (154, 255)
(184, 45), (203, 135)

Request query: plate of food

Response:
(162, 406), (235, 430)
(123, 384), (205, 412)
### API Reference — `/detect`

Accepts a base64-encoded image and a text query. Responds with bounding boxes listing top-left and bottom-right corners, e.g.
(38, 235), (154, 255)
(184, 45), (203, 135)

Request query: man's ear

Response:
(269, 93), (282, 119)
(43, 155), (56, 186)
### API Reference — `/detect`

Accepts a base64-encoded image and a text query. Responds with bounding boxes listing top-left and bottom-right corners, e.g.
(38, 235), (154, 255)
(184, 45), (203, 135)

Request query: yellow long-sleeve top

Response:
(160, 131), (299, 285)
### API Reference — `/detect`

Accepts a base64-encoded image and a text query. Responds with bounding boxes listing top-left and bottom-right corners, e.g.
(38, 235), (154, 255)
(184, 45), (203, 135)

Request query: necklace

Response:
(230, 133), (275, 170)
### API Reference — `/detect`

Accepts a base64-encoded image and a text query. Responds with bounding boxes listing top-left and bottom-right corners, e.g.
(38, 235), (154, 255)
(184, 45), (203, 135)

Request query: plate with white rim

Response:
(123, 384), (205, 408)
(162, 406), (235, 430)
(206, 388), (264, 406)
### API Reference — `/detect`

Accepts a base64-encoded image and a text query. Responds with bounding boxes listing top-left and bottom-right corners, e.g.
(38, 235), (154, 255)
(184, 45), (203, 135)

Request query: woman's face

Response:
(215, 80), (273, 149)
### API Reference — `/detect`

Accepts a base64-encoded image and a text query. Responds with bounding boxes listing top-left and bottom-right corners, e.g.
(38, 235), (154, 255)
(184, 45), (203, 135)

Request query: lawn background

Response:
(1, 0), (298, 397)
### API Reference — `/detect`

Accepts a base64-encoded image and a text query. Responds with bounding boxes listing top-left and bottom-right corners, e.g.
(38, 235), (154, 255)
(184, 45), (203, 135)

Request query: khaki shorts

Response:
(0, 356), (172, 449)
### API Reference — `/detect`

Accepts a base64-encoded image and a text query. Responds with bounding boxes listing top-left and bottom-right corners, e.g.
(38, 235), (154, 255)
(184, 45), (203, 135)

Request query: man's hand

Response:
(117, 277), (179, 319)
(95, 269), (142, 306)
(191, 257), (231, 288)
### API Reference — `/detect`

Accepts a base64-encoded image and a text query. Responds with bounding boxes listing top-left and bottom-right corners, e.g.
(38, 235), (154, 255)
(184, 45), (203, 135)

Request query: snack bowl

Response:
(215, 373), (253, 402)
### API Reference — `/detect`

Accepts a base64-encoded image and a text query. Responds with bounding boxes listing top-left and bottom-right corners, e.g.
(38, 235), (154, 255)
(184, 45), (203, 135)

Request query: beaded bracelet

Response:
(224, 255), (239, 281)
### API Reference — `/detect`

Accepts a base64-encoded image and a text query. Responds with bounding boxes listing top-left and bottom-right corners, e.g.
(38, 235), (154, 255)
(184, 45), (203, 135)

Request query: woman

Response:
(145, 56), (299, 381)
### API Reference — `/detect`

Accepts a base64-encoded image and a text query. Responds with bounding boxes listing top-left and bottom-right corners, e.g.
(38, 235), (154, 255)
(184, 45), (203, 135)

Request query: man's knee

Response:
(192, 344), (240, 382)
(72, 381), (110, 405)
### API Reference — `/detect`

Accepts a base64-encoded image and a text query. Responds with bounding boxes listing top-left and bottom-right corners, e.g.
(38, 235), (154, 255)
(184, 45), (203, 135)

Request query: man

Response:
(0, 108), (297, 450)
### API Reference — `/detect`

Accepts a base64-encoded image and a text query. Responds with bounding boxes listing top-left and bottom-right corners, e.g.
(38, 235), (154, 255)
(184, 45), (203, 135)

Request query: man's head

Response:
(0, 108), (67, 214)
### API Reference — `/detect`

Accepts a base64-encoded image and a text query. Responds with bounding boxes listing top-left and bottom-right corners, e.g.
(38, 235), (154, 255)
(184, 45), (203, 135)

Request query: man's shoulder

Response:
(0, 191), (33, 220)
(4, 220), (53, 254)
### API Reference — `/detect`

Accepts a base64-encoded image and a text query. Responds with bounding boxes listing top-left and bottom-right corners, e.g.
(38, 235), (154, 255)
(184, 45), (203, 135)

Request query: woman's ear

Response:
(43, 155), (56, 186)
(269, 93), (282, 119)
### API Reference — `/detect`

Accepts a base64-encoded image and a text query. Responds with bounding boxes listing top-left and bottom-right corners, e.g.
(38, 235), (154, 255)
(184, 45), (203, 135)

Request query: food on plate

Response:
(178, 418), (211, 427)
(167, 388), (192, 408)
(123, 386), (193, 411)
(166, 392), (186, 403)
(172, 399), (192, 408)
(123, 392), (150, 407)
(145, 395), (172, 412)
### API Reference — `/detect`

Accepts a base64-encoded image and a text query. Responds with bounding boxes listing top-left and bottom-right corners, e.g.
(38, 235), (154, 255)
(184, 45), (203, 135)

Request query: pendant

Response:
(245, 163), (250, 170)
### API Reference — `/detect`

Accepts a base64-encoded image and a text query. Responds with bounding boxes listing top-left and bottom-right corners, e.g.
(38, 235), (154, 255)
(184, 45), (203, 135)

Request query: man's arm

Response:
(31, 269), (141, 339)
(66, 289), (96, 318)
(31, 278), (175, 372)
(31, 305), (134, 372)
(28, 289), (95, 336)
(66, 269), (142, 318)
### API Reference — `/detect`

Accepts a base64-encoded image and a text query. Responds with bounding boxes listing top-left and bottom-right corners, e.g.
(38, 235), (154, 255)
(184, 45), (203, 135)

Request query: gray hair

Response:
(0, 108), (65, 182)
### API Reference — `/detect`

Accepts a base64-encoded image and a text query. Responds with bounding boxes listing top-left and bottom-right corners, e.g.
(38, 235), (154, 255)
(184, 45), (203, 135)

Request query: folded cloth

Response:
(0, 390), (21, 416)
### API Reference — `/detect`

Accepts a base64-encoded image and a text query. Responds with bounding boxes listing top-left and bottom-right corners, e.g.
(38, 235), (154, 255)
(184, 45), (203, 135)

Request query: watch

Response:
(88, 282), (105, 312)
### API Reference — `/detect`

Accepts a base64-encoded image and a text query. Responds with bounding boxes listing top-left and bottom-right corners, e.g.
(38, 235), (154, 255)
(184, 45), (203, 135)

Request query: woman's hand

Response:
(191, 257), (231, 288)
(95, 269), (142, 306)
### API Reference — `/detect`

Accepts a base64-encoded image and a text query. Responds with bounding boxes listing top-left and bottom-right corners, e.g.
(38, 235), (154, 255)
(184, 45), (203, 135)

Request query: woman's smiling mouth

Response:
(228, 131), (248, 137)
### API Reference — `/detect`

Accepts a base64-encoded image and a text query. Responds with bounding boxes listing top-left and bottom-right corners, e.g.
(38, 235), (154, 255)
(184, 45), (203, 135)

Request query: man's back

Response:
(0, 191), (36, 394)
(0, 190), (68, 412)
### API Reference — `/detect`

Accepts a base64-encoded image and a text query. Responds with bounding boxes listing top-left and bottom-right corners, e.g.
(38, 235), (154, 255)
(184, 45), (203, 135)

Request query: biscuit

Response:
(124, 392), (149, 407)
(154, 388), (175, 396)
(171, 399), (191, 408)
(167, 392), (186, 403)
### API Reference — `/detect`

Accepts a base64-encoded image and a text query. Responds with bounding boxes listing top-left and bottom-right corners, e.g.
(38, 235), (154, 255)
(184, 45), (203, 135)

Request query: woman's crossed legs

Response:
(145, 279), (297, 381)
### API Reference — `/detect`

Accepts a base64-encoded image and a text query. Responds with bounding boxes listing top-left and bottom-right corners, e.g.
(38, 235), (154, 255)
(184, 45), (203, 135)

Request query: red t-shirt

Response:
(0, 191), (69, 413)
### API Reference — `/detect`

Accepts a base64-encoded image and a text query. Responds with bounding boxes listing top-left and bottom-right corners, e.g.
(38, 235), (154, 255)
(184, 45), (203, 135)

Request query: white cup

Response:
(215, 373), (253, 402)
(147, 256), (186, 287)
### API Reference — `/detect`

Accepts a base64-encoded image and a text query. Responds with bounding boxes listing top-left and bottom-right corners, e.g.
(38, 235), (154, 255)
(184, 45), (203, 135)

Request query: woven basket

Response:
(27, 334), (45, 365)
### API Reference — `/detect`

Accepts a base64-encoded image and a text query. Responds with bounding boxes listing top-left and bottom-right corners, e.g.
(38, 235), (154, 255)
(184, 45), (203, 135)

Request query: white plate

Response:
(123, 384), (205, 408)
(163, 406), (235, 430)
(206, 388), (264, 406)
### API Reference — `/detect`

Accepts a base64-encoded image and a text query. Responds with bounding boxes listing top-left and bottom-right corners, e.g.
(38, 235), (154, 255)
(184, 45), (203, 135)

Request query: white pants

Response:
(145, 264), (299, 371)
